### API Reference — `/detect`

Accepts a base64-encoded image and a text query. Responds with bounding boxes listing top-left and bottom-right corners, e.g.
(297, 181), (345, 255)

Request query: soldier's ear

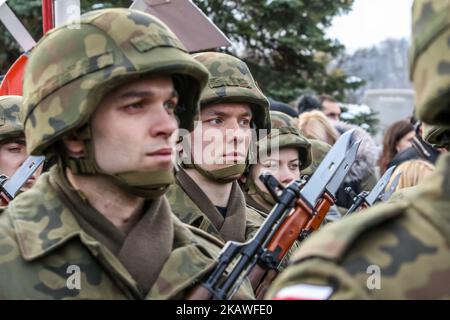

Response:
(62, 134), (86, 158)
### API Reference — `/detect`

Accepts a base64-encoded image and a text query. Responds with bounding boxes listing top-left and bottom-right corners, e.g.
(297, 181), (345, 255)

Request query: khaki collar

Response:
(173, 167), (247, 242)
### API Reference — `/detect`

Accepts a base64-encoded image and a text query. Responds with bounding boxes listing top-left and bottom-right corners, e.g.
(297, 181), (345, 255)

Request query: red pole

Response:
(42, 0), (54, 34)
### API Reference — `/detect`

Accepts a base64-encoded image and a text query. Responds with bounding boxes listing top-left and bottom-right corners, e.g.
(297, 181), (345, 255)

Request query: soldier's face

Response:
(0, 136), (42, 190)
(190, 103), (253, 172)
(251, 147), (301, 193)
(91, 75), (179, 174)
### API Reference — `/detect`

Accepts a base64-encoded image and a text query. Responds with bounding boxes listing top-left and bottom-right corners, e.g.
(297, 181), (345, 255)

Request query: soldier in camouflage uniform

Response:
(0, 96), (42, 192)
(0, 8), (253, 299)
(238, 110), (310, 272)
(166, 52), (270, 243)
(241, 110), (311, 214)
(267, 0), (450, 299)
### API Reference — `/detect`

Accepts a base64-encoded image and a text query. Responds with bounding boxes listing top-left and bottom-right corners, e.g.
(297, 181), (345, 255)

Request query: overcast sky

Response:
(326, 0), (414, 52)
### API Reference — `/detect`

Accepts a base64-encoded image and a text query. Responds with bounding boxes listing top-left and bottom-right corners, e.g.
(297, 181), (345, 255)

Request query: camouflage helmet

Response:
(257, 111), (311, 170)
(192, 52), (270, 133)
(302, 139), (331, 176)
(242, 111), (311, 206)
(423, 123), (450, 149)
(0, 95), (24, 142)
(22, 8), (209, 156)
(410, 0), (450, 125)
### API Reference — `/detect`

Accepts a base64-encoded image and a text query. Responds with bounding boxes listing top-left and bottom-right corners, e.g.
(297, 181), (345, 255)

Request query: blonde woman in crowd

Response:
(388, 160), (435, 193)
(298, 110), (339, 145)
(299, 110), (380, 210)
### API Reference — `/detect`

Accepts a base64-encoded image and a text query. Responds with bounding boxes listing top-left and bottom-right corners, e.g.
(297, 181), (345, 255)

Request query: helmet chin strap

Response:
(61, 125), (174, 199)
(180, 144), (249, 183)
(190, 163), (247, 183)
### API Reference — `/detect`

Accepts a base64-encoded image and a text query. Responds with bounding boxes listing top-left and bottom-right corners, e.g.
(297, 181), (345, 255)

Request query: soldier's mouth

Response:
(146, 148), (173, 162)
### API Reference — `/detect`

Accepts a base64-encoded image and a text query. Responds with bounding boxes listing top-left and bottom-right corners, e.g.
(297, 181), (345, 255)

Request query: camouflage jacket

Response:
(267, 152), (450, 299)
(166, 168), (265, 243)
(387, 186), (419, 204)
(0, 171), (254, 299)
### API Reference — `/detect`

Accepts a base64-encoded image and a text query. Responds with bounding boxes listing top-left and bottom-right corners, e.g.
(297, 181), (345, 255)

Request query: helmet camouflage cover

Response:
(0, 95), (24, 142)
(302, 138), (331, 176)
(410, 0), (450, 125)
(258, 111), (311, 170)
(243, 111), (311, 206)
(22, 8), (209, 156)
(183, 52), (270, 183)
(21, 8), (209, 198)
(192, 52), (270, 133)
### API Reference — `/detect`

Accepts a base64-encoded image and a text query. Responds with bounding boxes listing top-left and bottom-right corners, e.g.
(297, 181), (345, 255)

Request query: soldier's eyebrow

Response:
(2, 137), (26, 145)
(118, 90), (178, 100)
(239, 111), (252, 118)
(204, 110), (252, 117)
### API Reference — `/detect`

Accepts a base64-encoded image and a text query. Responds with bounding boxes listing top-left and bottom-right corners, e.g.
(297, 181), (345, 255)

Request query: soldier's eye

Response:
(123, 103), (143, 111)
(263, 161), (278, 169)
(208, 118), (222, 125)
(6, 144), (23, 153)
(240, 118), (251, 127)
(164, 100), (177, 113)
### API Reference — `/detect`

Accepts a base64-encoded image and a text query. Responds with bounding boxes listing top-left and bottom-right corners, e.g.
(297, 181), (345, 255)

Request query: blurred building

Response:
(362, 89), (415, 144)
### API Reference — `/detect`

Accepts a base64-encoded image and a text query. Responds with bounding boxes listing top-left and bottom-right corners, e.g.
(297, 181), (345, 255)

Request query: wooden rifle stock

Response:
(250, 193), (335, 299)
(186, 284), (213, 300)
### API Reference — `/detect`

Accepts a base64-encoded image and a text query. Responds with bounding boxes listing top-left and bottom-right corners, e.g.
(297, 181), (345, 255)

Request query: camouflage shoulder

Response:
(291, 201), (409, 263)
(387, 186), (420, 203)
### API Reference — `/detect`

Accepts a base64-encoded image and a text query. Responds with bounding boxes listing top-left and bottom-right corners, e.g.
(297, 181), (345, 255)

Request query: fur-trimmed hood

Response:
(333, 121), (380, 183)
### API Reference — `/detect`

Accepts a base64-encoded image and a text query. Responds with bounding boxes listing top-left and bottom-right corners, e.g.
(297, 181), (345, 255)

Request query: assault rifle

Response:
(188, 129), (360, 300)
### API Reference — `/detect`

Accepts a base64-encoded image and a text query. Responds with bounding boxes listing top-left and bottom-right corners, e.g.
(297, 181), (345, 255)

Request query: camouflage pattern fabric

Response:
(242, 111), (311, 209)
(0, 171), (254, 299)
(257, 111), (311, 170)
(22, 8), (208, 156)
(0, 96), (24, 141)
(302, 139), (331, 176)
(410, 0), (450, 125)
(193, 52), (270, 134)
(267, 153), (450, 299)
(387, 186), (420, 204)
(20, 8), (210, 199)
(167, 168), (264, 243)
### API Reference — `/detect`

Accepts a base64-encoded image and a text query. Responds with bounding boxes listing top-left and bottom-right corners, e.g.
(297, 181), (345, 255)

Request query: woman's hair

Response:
(298, 110), (339, 145)
(378, 120), (415, 174)
(388, 159), (435, 192)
